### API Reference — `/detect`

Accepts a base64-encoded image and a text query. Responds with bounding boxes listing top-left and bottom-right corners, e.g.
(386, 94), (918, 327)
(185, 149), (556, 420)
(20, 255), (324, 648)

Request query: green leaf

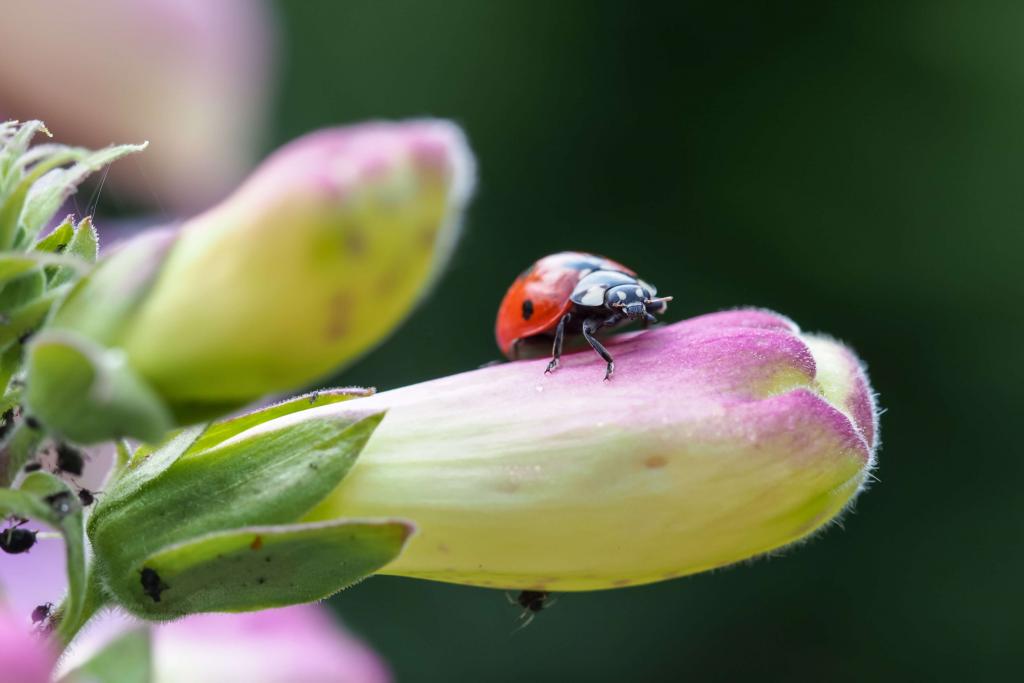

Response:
(58, 627), (151, 683)
(0, 250), (88, 286)
(0, 472), (87, 634)
(19, 141), (147, 242)
(0, 148), (81, 250)
(50, 216), (98, 287)
(0, 418), (43, 485)
(0, 285), (66, 353)
(187, 387), (374, 456)
(24, 330), (173, 443)
(0, 269), (44, 312)
(31, 215), (75, 253)
(91, 409), (387, 614)
(134, 519), (412, 618)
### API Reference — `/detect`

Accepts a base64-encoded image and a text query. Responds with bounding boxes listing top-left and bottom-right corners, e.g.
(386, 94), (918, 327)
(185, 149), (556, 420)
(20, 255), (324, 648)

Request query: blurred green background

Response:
(86, 0), (1024, 679)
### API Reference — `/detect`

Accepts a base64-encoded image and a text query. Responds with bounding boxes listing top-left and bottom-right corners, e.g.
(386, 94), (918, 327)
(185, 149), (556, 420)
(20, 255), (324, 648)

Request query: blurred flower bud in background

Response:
(0, 0), (275, 213)
(303, 310), (879, 591)
(26, 120), (476, 442)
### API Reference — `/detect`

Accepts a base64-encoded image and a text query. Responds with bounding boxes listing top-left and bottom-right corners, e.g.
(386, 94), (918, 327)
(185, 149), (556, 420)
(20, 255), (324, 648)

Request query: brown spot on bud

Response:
(250, 536), (263, 551)
(345, 229), (367, 255)
(644, 454), (668, 469)
(324, 292), (351, 341)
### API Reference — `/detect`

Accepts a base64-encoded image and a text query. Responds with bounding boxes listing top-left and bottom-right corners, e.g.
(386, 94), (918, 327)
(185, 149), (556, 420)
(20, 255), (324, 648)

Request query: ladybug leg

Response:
(641, 312), (657, 329)
(545, 313), (572, 374)
(582, 317), (616, 381)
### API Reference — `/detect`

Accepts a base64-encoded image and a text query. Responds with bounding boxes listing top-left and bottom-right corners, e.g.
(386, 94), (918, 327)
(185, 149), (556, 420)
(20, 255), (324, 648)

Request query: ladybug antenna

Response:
(644, 296), (673, 305)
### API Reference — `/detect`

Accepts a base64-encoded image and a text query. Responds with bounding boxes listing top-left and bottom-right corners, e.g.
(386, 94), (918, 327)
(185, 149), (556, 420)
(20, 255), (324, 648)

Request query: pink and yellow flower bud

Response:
(28, 120), (475, 440)
(301, 309), (879, 591)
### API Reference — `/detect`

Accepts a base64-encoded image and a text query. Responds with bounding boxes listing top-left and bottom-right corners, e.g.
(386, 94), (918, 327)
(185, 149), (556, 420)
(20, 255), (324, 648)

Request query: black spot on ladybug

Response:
(55, 443), (85, 477)
(0, 525), (37, 554)
(140, 567), (168, 603)
(23, 461), (43, 473)
(45, 491), (75, 519)
(24, 416), (41, 430)
(521, 299), (534, 321)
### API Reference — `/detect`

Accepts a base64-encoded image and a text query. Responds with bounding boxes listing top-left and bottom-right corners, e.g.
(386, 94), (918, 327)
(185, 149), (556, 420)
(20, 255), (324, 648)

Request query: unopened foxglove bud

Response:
(298, 310), (879, 591)
(26, 120), (475, 442)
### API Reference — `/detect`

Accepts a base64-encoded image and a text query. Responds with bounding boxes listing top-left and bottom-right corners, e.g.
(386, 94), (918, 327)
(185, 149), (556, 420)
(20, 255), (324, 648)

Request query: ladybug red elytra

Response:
(495, 251), (671, 380)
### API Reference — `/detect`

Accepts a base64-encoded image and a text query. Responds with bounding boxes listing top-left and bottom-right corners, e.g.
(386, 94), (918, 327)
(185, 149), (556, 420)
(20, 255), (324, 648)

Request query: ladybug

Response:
(495, 252), (671, 380)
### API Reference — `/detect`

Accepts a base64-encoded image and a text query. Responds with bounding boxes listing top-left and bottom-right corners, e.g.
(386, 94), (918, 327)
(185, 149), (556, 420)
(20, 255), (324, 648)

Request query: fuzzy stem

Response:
(54, 566), (108, 650)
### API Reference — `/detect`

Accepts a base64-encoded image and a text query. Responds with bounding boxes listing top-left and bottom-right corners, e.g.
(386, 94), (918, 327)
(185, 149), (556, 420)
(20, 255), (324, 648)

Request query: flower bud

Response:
(27, 120), (475, 441)
(301, 309), (879, 591)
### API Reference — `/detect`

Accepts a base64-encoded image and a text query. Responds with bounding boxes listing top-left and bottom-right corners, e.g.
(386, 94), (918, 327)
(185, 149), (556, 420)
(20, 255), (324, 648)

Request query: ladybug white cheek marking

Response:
(580, 286), (606, 306)
(616, 291), (627, 301)
(635, 288), (643, 297)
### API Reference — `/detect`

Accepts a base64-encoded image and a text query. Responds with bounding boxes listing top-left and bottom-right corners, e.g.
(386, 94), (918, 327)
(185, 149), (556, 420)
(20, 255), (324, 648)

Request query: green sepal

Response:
(187, 387), (374, 455)
(0, 472), (87, 635)
(0, 250), (87, 287)
(113, 424), (205, 497)
(130, 518), (412, 619)
(0, 285), (67, 353)
(24, 330), (173, 443)
(32, 215), (75, 253)
(91, 408), (386, 616)
(57, 627), (151, 683)
(49, 216), (98, 287)
(17, 141), (147, 244)
(0, 419), (43, 485)
(0, 268), (44, 312)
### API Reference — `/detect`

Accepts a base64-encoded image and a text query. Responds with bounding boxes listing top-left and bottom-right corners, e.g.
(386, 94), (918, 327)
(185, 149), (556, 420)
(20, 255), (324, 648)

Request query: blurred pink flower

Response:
(148, 606), (390, 683)
(0, 601), (57, 683)
(0, 539), (391, 682)
(0, 0), (275, 212)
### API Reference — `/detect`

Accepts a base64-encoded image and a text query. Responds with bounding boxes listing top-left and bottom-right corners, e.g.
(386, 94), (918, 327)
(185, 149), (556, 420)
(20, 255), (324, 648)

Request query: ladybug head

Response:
(608, 283), (672, 319)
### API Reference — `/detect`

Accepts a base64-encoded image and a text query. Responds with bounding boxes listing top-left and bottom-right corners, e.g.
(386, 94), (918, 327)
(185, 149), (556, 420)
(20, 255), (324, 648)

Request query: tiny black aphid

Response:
(0, 524), (37, 554)
(31, 602), (53, 625)
(509, 590), (554, 629)
(140, 567), (168, 603)
(77, 488), (97, 507)
(55, 443), (85, 477)
(0, 408), (14, 440)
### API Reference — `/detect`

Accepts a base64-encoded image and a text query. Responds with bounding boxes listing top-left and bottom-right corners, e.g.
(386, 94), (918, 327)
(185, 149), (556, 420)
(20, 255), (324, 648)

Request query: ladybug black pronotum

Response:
(495, 252), (671, 380)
